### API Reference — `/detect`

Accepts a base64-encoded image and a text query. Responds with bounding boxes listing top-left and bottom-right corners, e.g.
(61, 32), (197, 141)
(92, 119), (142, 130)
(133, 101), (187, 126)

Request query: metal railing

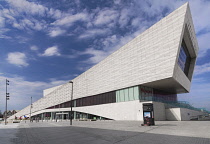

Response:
(140, 96), (210, 114)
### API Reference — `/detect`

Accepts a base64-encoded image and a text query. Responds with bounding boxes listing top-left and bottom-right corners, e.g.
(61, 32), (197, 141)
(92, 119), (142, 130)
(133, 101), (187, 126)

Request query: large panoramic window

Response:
(116, 86), (139, 102)
(75, 91), (116, 107)
(46, 85), (178, 110)
(178, 41), (191, 76)
(139, 86), (177, 102)
(153, 89), (177, 102)
(139, 86), (153, 101)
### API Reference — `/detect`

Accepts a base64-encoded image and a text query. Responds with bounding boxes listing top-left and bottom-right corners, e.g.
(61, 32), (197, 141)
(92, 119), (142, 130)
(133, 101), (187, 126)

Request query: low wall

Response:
(166, 107), (208, 121)
(166, 108), (181, 121)
(180, 108), (207, 121)
(152, 102), (166, 121)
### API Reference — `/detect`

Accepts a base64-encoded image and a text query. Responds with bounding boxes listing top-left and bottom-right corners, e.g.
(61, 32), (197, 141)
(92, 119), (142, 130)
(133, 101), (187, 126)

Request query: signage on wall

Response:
(140, 86), (153, 98)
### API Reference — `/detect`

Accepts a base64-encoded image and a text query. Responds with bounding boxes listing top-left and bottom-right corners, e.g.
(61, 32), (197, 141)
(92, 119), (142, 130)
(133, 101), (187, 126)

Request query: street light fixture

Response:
(30, 97), (33, 122)
(69, 81), (73, 125)
(5, 79), (9, 125)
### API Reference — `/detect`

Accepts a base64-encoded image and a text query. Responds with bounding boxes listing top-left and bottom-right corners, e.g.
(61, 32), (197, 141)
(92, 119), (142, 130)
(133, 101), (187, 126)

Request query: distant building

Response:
(3, 110), (19, 119)
(0, 111), (3, 119)
(12, 110), (20, 115)
(8, 3), (209, 121)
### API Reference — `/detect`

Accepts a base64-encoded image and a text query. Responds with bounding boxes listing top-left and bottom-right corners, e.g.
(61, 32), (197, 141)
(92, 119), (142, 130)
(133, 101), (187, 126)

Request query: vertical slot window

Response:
(178, 41), (191, 77)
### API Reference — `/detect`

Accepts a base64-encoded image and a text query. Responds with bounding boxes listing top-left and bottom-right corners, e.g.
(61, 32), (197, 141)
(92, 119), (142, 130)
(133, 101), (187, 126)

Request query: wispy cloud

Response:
(41, 46), (61, 57)
(197, 32), (210, 58)
(52, 13), (88, 27)
(79, 25), (148, 66)
(94, 9), (119, 26)
(6, 0), (48, 17)
(11, 17), (48, 32)
(78, 28), (110, 39)
(118, 8), (130, 28)
(194, 62), (210, 76)
(6, 52), (28, 67)
(81, 48), (110, 64)
(178, 79), (210, 110)
(0, 0), (49, 36)
(1, 0), (87, 38)
(0, 16), (5, 27)
(189, 0), (210, 33)
(0, 75), (68, 111)
(13, 35), (29, 43)
(1, 0), (210, 112)
(30, 45), (39, 51)
(48, 28), (66, 37)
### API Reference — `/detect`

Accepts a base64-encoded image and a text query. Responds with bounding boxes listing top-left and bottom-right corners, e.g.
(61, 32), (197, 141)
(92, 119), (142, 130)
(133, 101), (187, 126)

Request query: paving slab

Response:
(2, 120), (210, 144)
(0, 123), (19, 144)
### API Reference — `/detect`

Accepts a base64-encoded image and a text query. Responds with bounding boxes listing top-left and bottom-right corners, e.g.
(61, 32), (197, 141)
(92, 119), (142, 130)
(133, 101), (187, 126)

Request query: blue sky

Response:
(0, 0), (210, 112)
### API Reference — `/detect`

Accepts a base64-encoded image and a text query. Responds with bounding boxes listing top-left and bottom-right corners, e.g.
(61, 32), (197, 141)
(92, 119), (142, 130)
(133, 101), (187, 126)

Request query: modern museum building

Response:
(9, 3), (209, 121)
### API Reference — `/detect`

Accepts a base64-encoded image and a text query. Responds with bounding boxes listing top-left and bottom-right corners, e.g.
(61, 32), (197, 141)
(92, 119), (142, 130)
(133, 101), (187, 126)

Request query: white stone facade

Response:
(9, 3), (200, 121)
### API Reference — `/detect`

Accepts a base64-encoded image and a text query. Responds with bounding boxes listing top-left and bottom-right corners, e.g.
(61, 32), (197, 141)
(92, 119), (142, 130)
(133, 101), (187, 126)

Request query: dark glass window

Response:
(153, 89), (177, 102)
(178, 41), (191, 76)
(46, 91), (116, 109)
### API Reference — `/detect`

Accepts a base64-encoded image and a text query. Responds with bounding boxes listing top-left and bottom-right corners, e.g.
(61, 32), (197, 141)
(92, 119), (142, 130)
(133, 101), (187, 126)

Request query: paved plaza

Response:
(0, 120), (210, 144)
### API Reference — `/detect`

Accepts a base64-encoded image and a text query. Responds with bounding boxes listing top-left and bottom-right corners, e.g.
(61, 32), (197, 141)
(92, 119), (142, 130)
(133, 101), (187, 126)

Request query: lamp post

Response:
(30, 97), (33, 122)
(69, 81), (73, 125)
(5, 79), (9, 125)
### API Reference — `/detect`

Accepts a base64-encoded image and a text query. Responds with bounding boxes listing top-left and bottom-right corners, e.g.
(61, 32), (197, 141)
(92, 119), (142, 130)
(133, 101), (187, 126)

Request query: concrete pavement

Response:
(1, 120), (210, 144)
(0, 123), (19, 144)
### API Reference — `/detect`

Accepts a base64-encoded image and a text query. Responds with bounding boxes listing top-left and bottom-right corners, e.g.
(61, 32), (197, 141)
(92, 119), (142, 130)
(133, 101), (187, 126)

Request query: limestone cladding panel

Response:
(166, 108), (181, 121)
(73, 100), (143, 120)
(9, 3), (196, 119)
(185, 6), (199, 55)
(72, 3), (188, 100)
(173, 4), (199, 92)
(8, 83), (72, 119)
(43, 84), (62, 97)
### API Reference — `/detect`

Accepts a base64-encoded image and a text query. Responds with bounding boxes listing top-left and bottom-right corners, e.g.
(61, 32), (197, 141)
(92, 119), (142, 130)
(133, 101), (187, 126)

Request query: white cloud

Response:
(102, 35), (118, 48)
(197, 32), (210, 57)
(189, 0), (210, 33)
(81, 48), (110, 64)
(48, 28), (66, 37)
(12, 21), (23, 30)
(78, 28), (110, 39)
(52, 13), (88, 27)
(0, 75), (68, 111)
(0, 11), (10, 38)
(114, 0), (121, 5)
(80, 25), (148, 65)
(30, 45), (38, 51)
(0, 17), (5, 28)
(1, 0), (63, 35)
(118, 9), (130, 28)
(131, 17), (141, 28)
(6, 0), (48, 17)
(6, 52), (28, 67)
(14, 35), (29, 44)
(138, 0), (183, 18)
(178, 80), (210, 111)
(94, 9), (119, 26)
(194, 62), (210, 76)
(13, 18), (47, 31)
(2, 8), (16, 21)
(41, 46), (61, 57)
(0, 28), (11, 39)
(48, 8), (63, 19)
